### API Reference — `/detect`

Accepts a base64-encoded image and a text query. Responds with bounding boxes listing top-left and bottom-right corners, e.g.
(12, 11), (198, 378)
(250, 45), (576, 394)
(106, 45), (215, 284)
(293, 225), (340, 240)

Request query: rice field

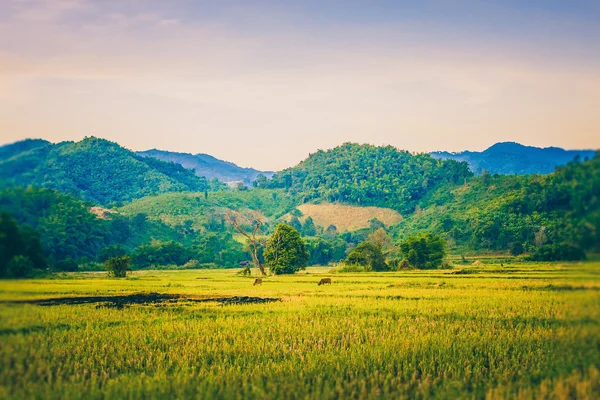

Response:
(1, 262), (599, 399)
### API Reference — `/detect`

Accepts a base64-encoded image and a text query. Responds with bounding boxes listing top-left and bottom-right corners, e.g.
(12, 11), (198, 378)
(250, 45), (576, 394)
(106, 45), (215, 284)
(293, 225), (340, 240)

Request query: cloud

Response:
(0, 0), (599, 169)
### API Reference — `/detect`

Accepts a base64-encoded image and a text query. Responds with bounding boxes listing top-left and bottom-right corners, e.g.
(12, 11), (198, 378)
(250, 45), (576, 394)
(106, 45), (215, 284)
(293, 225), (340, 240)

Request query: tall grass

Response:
(1, 263), (599, 399)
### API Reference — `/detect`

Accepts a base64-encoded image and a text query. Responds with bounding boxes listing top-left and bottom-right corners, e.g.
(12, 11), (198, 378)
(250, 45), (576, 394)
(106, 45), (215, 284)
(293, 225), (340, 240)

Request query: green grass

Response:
(1, 262), (599, 399)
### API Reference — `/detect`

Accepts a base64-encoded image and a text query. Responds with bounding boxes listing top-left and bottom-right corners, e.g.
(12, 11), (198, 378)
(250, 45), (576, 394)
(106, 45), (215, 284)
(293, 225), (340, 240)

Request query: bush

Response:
(54, 258), (78, 272)
(528, 243), (586, 261)
(104, 255), (132, 278)
(335, 264), (368, 273)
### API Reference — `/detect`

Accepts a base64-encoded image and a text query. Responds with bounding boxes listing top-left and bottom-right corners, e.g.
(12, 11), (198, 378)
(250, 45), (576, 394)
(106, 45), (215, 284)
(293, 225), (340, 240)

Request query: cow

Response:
(318, 278), (331, 286)
(253, 278), (263, 286)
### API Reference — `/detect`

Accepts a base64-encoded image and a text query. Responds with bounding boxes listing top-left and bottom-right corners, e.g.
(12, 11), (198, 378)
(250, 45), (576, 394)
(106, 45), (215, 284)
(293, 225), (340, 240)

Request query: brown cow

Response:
(253, 278), (263, 286)
(318, 278), (331, 286)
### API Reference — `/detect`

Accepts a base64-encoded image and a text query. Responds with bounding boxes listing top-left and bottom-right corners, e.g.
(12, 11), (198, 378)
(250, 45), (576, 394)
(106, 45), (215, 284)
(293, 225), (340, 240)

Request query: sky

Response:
(1, 0), (599, 170)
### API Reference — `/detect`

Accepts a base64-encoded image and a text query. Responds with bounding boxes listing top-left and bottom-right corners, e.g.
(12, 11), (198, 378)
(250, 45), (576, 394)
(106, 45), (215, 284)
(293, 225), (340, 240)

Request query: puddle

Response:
(3, 293), (281, 308)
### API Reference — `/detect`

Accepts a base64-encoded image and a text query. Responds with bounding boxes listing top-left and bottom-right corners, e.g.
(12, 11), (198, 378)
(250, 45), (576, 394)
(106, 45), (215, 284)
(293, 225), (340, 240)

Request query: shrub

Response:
(104, 255), (132, 278)
(54, 258), (78, 272)
(345, 242), (388, 271)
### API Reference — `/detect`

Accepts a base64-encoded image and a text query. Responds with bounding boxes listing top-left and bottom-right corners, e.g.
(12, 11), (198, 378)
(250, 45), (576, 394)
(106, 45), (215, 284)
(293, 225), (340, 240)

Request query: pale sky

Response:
(1, 0), (599, 170)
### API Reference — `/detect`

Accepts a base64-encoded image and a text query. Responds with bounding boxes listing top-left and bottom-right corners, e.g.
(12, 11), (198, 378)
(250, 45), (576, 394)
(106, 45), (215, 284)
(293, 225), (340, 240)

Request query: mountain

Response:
(262, 143), (473, 213)
(137, 149), (274, 186)
(0, 137), (211, 204)
(431, 142), (596, 175)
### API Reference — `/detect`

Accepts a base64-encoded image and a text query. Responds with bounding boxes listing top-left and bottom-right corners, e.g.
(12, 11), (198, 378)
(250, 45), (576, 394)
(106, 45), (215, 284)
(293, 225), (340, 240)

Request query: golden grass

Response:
(296, 203), (402, 231)
(0, 262), (599, 399)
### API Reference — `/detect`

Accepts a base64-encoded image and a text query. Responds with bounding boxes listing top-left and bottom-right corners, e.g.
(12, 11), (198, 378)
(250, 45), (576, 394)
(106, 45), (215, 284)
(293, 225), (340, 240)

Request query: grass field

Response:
(1, 263), (599, 399)
(295, 203), (402, 231)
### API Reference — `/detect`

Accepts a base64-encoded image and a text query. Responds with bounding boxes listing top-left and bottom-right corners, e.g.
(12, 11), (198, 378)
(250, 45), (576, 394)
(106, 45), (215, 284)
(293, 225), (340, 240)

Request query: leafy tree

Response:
(6, 255), (36, 278)
(104, 255), (132, 278)
(528, 242), (586, 261)
(289, 217), (302, 232)
(0, 212), (47, 278)
(345, 242), (388, 271)
(399, 233), (446, 269)
(302, 216), (317, 236)
(264, 224), (309, 275)
(99, 245), (128, 263)
(54, 258), (78, 272)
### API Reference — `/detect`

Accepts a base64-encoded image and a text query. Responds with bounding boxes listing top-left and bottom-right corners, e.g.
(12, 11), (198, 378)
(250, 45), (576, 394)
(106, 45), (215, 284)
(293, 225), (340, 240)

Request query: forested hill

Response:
(431, 142), (596, 175)
(0, 137), (211, 204)
(137, 149), (274, 185)
(262, 143), (472, 214)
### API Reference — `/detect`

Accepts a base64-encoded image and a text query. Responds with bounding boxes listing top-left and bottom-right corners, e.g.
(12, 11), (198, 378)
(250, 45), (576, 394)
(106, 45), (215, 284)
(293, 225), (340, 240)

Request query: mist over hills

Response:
(431, 142), (596, 175)
(137, 149), (274, 185)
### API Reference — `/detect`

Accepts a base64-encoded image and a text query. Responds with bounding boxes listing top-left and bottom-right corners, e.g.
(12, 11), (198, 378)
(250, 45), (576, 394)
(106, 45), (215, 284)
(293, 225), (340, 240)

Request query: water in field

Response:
(1, 263), (599, 399)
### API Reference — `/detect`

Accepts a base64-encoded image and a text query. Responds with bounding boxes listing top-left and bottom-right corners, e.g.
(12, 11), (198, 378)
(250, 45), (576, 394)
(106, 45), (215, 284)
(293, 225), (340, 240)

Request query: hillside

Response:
(431, 142), (596, 175)
(137, 149), (274, 185)
(262, 143), (472, 214)
(0, 137), (211, 204)
(396, 152), (600, 254)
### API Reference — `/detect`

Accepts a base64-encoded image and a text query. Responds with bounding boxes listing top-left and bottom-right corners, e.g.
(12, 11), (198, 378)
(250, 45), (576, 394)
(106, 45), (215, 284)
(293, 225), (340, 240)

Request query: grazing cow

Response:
(253, 278), (263, 286)
(318, 278), (331, 286)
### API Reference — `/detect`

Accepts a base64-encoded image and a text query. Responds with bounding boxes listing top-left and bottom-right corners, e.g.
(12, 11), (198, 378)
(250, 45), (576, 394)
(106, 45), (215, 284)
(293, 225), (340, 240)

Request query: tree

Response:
(289, 217), (302, 232)
(104, 255), (132, 278)
(253, 174), (268, 188)
(227, 211), (266, 275)
(301, 216), (317, 236)
(345, 242), (388, 271)
(6, 255), (35, 278)
(99, 245), (128, 262)
(0, 212), (47, 278)
(264, 224), (309, 275)
(399, 232), (446, 269)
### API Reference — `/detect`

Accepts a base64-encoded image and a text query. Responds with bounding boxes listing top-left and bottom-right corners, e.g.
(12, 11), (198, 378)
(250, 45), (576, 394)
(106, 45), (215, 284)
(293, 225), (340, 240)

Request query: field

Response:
(1, 263), (599, 399)
(295, 203), (402, 231)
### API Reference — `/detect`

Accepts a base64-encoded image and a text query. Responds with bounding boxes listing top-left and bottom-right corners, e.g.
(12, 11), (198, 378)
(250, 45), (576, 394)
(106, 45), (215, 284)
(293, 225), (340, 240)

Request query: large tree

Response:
(345, 242), (388, 271)
(399, 232), (446, 269)
(264, 224), (309, 275)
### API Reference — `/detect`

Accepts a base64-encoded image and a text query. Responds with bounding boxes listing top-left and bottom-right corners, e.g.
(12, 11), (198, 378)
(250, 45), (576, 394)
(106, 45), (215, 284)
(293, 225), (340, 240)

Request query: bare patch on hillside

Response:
(295, 203), (402, 231)
(89, 206), (117, 220)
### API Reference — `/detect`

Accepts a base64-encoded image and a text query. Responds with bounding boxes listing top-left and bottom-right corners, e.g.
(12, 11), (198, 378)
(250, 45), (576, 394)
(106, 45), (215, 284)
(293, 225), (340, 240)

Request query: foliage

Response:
(99, 245), (128, 263)
(104, 255), (132, 278)
(264, 224), (309, 274)
(265, 143), (472, 213)
(346, 242), (388, 271)
(301, 216), (317, 236)
(0, 212), (47, 278)
(0, 137), (210, 204)
(528, 243), (587, 262)
(399, 233), (446, 269)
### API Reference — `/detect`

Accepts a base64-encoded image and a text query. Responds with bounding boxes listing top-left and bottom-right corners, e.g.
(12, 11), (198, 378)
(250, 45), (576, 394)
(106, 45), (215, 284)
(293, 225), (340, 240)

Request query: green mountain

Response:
(137, 149), (274, 185)
(394, 152), (600, 254)
(431, 142), (596, 175)
(0, 137), (211, 204)
(262, 143), (473, 214)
